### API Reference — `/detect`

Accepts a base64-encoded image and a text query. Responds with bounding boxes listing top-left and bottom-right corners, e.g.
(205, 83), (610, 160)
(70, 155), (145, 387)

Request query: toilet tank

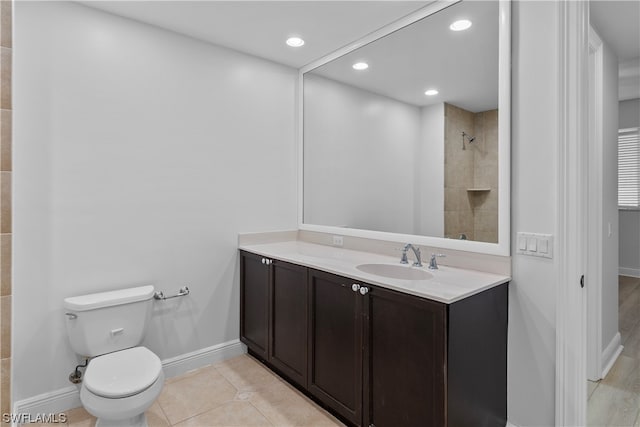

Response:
(63, 285), (155, 357)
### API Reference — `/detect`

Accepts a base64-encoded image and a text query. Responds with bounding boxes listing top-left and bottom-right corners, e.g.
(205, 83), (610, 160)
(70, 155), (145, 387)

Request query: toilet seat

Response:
(84, 347), (162, 398)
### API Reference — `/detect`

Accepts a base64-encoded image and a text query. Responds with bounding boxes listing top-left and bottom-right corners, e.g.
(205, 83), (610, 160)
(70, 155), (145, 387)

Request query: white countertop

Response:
(239, 240), (510, 304)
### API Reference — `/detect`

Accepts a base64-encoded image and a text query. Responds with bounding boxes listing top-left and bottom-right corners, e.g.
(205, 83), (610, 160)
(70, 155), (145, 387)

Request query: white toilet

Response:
(63, 285), (164, 427)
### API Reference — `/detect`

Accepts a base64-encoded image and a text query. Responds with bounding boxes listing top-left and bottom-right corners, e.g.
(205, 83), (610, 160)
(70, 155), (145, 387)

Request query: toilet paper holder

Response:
(154, 286), (190, 300)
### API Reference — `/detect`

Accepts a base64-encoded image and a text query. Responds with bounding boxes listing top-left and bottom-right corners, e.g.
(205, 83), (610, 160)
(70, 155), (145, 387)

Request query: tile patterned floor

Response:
(588, 275), (640, 427)
(29, 355), (344, 427)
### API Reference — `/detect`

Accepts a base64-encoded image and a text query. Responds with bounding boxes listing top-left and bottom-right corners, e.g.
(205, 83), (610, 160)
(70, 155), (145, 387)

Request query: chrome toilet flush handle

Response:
(65, 312), (78, 320)
(154, 286), (190, 300)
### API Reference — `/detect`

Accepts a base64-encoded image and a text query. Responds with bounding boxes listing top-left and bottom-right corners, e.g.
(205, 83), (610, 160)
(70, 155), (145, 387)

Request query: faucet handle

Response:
(399, 247), (409, 264)
(428, 253), (446, 270)
(412, 247), (422, 267)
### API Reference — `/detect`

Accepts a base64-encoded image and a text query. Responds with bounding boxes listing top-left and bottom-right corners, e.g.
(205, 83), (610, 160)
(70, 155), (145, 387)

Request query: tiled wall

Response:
(444, 103), (499, 243)
(444, 103), (476, 240)
(471, 109), (499, 243)
(0, 0), (10, 419)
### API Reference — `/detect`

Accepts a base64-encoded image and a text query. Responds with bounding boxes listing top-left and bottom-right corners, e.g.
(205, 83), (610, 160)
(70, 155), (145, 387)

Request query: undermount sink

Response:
(356, 263), (433, 280)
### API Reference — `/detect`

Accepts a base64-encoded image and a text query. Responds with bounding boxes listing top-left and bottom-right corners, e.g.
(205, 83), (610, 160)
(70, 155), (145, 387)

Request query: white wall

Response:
(303, 74), (420, 234)
(415, 103), (445, 237)
(601, 40), (619, 353)
(619, 98), (640, 277)
(508, 2), (559, 425)
(13, 1), (297, 402)
(619, 98), (640, 128)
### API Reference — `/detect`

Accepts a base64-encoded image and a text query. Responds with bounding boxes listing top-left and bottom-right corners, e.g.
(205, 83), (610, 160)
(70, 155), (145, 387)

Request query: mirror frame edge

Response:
(297, 0), (511, 257)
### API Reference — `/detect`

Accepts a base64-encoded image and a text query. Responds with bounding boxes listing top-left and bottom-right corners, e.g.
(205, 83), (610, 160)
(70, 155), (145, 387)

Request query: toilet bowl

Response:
(64, 285), (163, 427)
(80, 347), (164, 427)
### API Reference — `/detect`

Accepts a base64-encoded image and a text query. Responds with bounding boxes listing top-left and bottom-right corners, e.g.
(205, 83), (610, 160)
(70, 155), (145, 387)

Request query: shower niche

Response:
(444, 103), (499, 243)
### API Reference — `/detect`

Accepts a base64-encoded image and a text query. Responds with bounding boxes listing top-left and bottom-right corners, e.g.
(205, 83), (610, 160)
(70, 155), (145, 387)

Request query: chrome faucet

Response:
(400, 244), (423, 267)
(428, 253), (446, 270)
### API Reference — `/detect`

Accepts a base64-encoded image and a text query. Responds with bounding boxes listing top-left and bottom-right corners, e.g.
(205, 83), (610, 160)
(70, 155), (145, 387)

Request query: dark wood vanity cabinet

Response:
(239, 251), (308, 387)
(239, 251), (270, 360)
(364, 285), (446, 427)
(308, 269), (364, 426)
(240, 250), (508, 427)
(363, 283), (508, 427)
(269, 259), (308, 386)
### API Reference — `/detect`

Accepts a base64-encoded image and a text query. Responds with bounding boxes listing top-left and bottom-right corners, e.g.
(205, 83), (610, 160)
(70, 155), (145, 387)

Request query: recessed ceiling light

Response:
(352, 62), (369, 71)
(450, 19), (472, 31)
(286, 37), (305, 47)
(424, 89), (439, 96)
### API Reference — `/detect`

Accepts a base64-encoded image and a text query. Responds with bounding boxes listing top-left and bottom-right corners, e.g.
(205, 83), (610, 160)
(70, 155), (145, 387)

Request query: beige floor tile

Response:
(146, 402), (170, 427)
(63, 404), (166, 427)
(173, 401), (272, 427)
(601, 354), (640, 394)
(158, 366), (237, 425)
(620, 279), (640, 305)
(65, 407), (95, 427)
(588, 380), (600, 400)
(165, 364), (215, 385)
(620, 284), (640, 344)
(588, 383), (640, 427)
(249, 381), (344, 427)
(623, 320), (640, 359)
(588, 276), (640, 426)
(19, 425), (65, 427)
(620, 275), (640, 287)
(214, 355), (281, 392)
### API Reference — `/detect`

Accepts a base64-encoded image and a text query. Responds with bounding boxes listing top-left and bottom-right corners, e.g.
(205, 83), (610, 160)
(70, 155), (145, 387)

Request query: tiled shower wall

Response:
(444, 103), (498, 243)
(0, 0), (10, 419)
(471, 109), (499, 243)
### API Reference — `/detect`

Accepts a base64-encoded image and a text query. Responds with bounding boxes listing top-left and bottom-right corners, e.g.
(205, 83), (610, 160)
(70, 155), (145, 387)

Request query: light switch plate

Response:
(517, 232), (553, 259)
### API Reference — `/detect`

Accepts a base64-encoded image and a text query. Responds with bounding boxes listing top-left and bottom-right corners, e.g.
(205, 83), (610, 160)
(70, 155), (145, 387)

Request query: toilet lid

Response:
(84, 346), (162, 398)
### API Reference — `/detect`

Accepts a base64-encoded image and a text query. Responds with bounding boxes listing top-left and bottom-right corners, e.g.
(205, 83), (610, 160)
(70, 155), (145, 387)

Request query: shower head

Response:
(461, 131), (475, 150)
(463, 132), (476, 143)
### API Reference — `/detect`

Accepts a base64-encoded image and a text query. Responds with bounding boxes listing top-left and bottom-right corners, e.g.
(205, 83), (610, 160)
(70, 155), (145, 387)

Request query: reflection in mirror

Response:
(303, 1), (500, 243)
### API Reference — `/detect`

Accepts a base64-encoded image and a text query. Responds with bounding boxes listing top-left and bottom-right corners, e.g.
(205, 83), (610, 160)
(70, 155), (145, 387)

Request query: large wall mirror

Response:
(300, 0), (510, 256)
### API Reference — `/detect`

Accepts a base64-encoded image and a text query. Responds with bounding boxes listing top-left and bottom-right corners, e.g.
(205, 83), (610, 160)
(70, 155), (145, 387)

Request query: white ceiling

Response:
(590, 0), (640, 100)
(79, 1), (429, 69)
(80, 0), (639, 103)
(310, 1), (498, 111)
(590, 1), (640, 61)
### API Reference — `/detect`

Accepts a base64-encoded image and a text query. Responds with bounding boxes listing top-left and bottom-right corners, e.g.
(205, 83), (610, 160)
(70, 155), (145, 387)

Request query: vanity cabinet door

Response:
(239, 251), (270, 360)
(269, 260), (308, 388)
(308, 269), (363, 426)
(363, 285), (446, 427)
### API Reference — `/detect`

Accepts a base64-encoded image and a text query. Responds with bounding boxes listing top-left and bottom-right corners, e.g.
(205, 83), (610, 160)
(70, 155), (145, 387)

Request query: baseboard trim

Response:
(601, 332), (623, 379)
(12, 340), (246, 418)
(162, 339), (246, 379)
(12, 386), (81, 424)
(619, 267), (640, 278)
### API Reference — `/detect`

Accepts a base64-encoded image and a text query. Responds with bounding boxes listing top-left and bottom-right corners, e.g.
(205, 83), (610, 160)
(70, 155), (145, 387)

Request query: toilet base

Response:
(95, 413), (147, 427)
(80, 369), (164, 426)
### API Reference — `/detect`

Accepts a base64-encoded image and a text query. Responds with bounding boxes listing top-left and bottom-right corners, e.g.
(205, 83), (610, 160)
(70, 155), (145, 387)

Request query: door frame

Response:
(555, 1), (589, 425)
(586, 26), (604, 382)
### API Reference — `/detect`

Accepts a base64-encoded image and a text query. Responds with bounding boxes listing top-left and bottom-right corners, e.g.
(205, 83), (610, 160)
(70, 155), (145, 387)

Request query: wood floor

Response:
(588, 275), (640, 427)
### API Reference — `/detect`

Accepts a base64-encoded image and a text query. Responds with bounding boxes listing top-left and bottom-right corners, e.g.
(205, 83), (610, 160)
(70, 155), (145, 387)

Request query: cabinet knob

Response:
(359, 287), (369, 295)
(261, 258), (265, 264)
(351, 284), (361, 292)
